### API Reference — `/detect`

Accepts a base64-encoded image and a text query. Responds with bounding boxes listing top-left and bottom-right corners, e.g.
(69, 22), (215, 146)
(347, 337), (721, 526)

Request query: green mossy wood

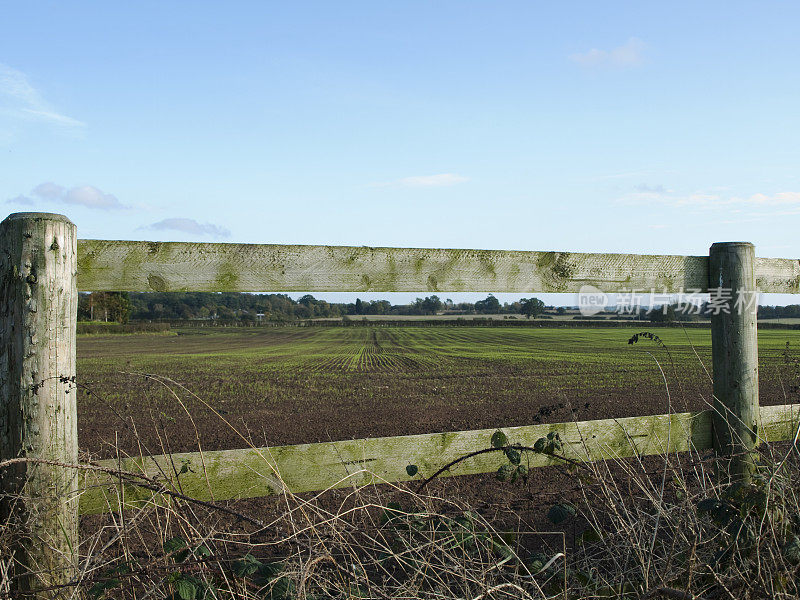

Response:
(79, 403), (800, 515)
(76, 240), (800, 294)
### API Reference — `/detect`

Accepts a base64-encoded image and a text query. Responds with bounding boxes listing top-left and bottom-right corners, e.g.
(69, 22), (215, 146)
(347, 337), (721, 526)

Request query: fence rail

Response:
(2, 211), (800, 595)
(77, 239), (800, 294)
(79, 403), (800, 516)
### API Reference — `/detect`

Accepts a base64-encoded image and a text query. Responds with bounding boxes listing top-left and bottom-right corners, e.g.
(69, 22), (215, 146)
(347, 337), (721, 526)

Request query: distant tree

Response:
(298, 294), (316, 306)
(355, 298), (364, 315)
(104, 292), (131, 323)
(369, 300), (391, 315)
(421, 295), (443, 314)
(520, 297), (545, 319)
(474, 295), (501, 314)
(77, 292), (92, 321)
(648, 304), (676, 323)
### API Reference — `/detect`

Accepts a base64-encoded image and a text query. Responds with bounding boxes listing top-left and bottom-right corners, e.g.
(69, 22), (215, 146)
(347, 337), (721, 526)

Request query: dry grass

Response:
(2, 357), (800, 598)
(3, 424), (799, 599)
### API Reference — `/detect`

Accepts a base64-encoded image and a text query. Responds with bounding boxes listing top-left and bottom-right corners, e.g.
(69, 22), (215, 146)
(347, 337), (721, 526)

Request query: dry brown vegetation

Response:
(3, 326), (800, 598)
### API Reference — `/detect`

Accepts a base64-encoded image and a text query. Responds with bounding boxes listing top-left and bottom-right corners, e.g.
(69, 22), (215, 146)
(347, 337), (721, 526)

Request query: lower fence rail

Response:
(79, 402), (800, 515)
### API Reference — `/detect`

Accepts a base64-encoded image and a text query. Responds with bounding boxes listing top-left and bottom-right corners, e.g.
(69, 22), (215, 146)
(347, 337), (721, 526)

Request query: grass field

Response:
(77, 325), (800, 458)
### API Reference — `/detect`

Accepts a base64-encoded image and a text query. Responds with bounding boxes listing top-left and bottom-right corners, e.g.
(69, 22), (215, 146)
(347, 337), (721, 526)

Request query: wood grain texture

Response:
(75, 240), (800, 294)
(710, 242), (759, 482)
(1, 213), (79, 592)
(78, 404), (800, 515)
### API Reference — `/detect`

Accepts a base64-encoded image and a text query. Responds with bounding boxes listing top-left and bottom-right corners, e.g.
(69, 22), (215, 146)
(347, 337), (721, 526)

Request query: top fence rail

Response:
(76, 239), (800, 294)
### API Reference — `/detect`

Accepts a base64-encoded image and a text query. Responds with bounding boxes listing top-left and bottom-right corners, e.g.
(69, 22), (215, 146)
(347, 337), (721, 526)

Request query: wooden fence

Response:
(2, 212), (800, 593)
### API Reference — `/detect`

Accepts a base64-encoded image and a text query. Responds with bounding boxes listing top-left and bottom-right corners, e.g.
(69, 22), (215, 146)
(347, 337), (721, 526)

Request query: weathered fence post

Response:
(1, 213), (78, 593)
(709, 241), (759, 483)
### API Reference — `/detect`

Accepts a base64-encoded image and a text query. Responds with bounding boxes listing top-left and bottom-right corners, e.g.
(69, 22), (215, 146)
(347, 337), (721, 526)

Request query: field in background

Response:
(76, 326), (800, 459)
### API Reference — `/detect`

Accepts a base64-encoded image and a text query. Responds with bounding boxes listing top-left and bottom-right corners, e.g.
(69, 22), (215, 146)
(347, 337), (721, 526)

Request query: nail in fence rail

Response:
(2, 211), (799, 595)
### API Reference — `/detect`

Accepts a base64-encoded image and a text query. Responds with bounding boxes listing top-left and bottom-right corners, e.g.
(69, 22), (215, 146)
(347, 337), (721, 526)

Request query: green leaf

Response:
(233, 553), (262, 577)
(496, 464), (515, 481)
(175, 578), (197, 600)
(577, 528), (602, 544)
(266, 576), (294, 600)
(697, 498), (735, 525)
(783, 536), (800, 565)
(253, 562), (285, 586)
(547, 502), (576, 525)
(193, 544), (211, 558)
(504, 448), (521, 465)
(405, 464), (418, 477)
(164, 537), (189, 563)
(491, 430), (508, 449)
(697, 498), (721, 512)
(526, 552), (549, 574)
(346, 583), (367, 599)
(163, 536), (186, 554)
(533, 438), (547, 453)
(89, 579), (120, 599)
(490, 536), (514, 559)
(517, 464), (529, 481)
(576, 570), (593, 585)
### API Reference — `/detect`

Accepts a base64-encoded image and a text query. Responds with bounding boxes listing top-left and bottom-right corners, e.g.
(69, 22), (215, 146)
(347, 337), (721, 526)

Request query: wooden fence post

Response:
(1, 213), (78, 593)
(709, 241), (759, 483)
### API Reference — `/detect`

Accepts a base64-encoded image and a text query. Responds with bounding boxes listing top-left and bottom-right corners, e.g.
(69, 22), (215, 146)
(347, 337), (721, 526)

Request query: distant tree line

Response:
(640, 303), (800, 323)
(77, 292), (800, 325)
(758, 305), (800, 319)
(77, 292), (546, 323)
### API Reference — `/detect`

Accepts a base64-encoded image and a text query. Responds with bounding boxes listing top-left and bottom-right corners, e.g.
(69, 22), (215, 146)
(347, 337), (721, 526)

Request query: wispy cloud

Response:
(6, 194), (35, 206)
(63, 185), (125, 209)
(146, 218), (231, 239)
(745, 192), (800, 205)
(570, 38), (646, 69)
(6, 182), (126, 209)
(634, 183), (669, 194)
(617, 189), (800, 212)
(0, 63), (85, 128)
(373, 173), (470, 188)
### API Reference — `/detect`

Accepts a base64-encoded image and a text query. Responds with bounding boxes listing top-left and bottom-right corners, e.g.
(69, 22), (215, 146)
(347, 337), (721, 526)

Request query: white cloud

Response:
(570, 38), (646, 68)
(147, 218), (231, 239)
(6, 182), (126, 209)
(374, 173), (469, 188)
(63, 185), (124, 209)
(634, 183), (668, 194)
(31, 182), (66, 200)
(744, 192), (800, 205)
(617, 188), (800, 211)
(6, 194), (35, 206)
(0, 63), (85, 128)
(21, 108), (86, 128)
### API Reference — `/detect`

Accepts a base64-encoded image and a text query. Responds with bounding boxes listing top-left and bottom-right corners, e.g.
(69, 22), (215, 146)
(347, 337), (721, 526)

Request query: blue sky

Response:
(1, 2), (798, 304)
